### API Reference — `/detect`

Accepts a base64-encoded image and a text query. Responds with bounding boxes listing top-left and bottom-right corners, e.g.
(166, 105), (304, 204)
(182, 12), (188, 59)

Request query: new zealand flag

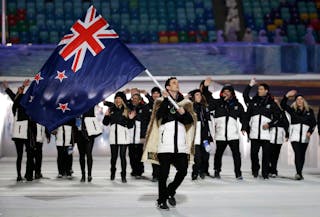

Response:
(20, 6), (146, 131)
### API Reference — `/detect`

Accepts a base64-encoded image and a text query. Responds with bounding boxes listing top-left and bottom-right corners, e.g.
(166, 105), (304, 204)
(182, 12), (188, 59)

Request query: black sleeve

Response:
(280, 95), (294, 116)
(145, 93), (153, 104)
(307, 109), (316, 134)
(318, 107), (320, 135)
(239, 103), (248, 132)
(243, 85), (253, 105)
(104, 101), (115, 108)
(12, 93), (23, 115)
(283, 112), (290, 138)
(177, 111), (194, 125)
(156, 98), (169, 120)
(127, 117), (134, 129)
(102, 115), (110, 126)
(202, 85), (219, 110)
(268, 102), (281, 128)
(140, 106), (150, 138)
(5, 88), (16, 101)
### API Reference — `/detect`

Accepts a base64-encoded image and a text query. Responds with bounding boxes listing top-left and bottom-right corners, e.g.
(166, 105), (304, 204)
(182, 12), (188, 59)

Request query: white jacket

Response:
(109, 124), (129, 145)
(214, 116), (241, 141)
(270, 127), (286, 144)
(128, 120), (141, 144)
(84, 117), (102, 136)
(249, 115), (271, 140)
(158, 121), (188, 153)
(12, 119), (45, 143)
(55, 125), (72, 146)
(289, 123), (310, 143)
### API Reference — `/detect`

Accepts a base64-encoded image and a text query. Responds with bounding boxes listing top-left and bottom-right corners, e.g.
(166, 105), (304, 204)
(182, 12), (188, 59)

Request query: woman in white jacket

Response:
(53, 124), (74, 179)
(281, 90), (316, 180)
(103, 92), (135, 183)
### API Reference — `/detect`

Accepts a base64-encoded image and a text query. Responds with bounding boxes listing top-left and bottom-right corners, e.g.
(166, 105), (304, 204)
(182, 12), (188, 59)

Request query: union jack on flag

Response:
(21, 5), (146, 131)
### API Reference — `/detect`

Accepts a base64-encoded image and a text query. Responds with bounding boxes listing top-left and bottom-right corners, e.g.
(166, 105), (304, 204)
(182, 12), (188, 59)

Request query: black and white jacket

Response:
(270, 110), (289, 145)
(103, 104), (133, 145)
(243, 85), (280, 141)
(281, 96), (316, 143)
(203, 86), (247, 142)
(11, 93), (45, 143)
(127, 102), (149, 144)
(55, 125), (73, 147)
(156, 94), (194, 153)
(193, 102), (213, 145)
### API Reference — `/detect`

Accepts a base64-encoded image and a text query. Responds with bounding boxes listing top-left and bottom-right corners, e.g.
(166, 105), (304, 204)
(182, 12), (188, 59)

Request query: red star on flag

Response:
(34, 72), (44, 84)
(56, 103), (71, 113)
(55, 70), (68, 82)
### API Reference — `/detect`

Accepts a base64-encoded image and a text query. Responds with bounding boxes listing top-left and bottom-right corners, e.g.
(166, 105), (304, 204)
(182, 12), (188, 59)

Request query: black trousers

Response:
(110, 144), (128, 176)
(269, 143), (282, 175)
(56, 146), (73, 176)
(152, 164), (160, 179)
(14, 139), (26, 177)
(250, 139), (271, 178)
(291, 142), (308, 176)
(77, 134), (94, 176)
(214, 140), (242, 177)
(25, 142), (43, 179)
(158, 153), (188, 203)
(192, 145), (210, 177)
(129, 143), (144, 176)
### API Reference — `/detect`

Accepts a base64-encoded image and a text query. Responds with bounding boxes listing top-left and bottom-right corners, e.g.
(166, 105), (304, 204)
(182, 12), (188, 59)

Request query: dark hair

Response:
(188, 89), (207, 106)
(165, 77), (177, 88)
(151, 87), (161, 96)
(258, 83), (270, 91)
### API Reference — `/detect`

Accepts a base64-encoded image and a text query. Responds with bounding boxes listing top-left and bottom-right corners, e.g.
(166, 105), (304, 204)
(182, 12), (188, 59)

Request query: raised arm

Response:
(280, 90), (296, 116)
(201, 77), (219, 110)
(243, 78), (256, 105)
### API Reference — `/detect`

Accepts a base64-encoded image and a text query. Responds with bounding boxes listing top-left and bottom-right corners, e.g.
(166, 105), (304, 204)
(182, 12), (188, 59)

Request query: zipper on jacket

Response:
(19, 126), (21, 134)
(258, 114), (262, 140)
(63, 126), (66, 147)
(225, 116), (229, 141)
(93, 121), (97, 131)
(133, 122), (136, 144)
(161, 130), (164, 144)
(174, 120), (178, 153)
(299, 123), (303, 143)
(115, 124), (118, 145)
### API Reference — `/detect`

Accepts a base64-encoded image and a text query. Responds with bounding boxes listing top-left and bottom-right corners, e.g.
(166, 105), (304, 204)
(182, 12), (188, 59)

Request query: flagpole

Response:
(144, 69), (180, 109)
(2, 0), (6, 45)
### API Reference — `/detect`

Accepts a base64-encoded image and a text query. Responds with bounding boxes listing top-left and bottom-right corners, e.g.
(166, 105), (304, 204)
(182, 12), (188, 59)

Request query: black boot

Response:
(214, 171), (221, 179)
(121, 172), (127, 183)
(87, 176), (92, 182)
(168, 195), (176, 207)
(80, 174), (86, 182)
(16, 175), (23, 182)
(157, 201), (169, 210)
(110, 169), (116, 181)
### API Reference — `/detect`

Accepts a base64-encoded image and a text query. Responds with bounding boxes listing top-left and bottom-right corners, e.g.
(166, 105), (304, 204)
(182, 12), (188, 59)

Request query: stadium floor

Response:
(0, 156), (319, 217)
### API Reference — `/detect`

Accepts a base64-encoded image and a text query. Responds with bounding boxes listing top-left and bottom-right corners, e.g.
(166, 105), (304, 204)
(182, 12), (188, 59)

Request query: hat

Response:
(295, 94), (304, 100)
(114, 91), (127, 103)
(188, 89), (201, 101)
(220, 84), (236, 99)
(221, 84), (235, 94)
